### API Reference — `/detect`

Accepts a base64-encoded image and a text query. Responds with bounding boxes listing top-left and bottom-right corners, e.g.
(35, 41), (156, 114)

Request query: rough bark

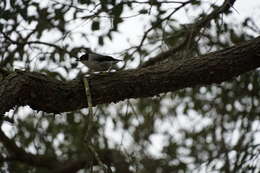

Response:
(1, 36), (260, 115)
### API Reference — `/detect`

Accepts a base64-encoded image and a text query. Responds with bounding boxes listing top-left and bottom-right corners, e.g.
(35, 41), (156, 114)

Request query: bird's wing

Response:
(98, 56), (121, 62)
(90, 53), (121, 62)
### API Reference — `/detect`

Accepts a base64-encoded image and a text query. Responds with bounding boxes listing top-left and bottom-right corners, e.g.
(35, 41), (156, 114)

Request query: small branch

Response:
(88, 145), (112, 173)
(83, 77), (112, 172)
(141, 0), (238, 68)
(0, 31), (71, 55)
(83, 77), (93, 116)
(0, 116), (14, 124)
(82, 77), (94, 142)
(134, 0), (193, 54)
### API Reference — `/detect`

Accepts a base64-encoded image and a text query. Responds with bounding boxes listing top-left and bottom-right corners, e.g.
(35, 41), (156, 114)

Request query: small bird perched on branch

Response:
(77, 52), (122, 72)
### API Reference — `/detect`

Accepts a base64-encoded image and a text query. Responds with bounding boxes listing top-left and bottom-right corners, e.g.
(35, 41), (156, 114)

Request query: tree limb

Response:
(0, 36), (260, 115)
(0, 128), (131, 173)
(0, 128), (59, 169)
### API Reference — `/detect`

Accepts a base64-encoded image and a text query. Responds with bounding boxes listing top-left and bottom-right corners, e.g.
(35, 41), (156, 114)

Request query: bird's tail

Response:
(113, 58), (123, 62)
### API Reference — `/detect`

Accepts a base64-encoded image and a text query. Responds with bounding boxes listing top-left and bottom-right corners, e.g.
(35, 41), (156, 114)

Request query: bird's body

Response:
(77, 52), (121, 72)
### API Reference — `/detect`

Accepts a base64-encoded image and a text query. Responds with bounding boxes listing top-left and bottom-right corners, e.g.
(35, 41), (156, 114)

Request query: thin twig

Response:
(135, 0), (193, 53)
(88, 145), (112, 173)
(141, 0), (238, 68)
(83, 77), (93, 115)
(82, 77), (113, 172)
(82, 77), (93, 141)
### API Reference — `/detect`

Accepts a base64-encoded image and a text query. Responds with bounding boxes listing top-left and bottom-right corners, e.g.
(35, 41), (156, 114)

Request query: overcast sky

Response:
(99, 0), (260, 56)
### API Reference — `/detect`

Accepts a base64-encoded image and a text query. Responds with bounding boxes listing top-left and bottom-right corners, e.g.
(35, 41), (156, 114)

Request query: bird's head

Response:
(76, 54), (89, 61)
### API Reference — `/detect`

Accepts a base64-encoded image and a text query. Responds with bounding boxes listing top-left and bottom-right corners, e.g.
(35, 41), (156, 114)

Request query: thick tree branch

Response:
(0, 36), (260, 114)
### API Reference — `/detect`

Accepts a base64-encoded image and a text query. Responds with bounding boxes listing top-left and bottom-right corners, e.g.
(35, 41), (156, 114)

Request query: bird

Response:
(76, 52), (122, 72)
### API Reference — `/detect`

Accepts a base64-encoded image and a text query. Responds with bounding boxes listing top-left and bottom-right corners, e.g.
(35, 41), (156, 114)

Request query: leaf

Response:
(139, 9), (148, 14)
(191, 0), (201, 6)
(91, 21), (100, 31)
(98, 36), (104, 46)
(112, 3), (123, 17)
